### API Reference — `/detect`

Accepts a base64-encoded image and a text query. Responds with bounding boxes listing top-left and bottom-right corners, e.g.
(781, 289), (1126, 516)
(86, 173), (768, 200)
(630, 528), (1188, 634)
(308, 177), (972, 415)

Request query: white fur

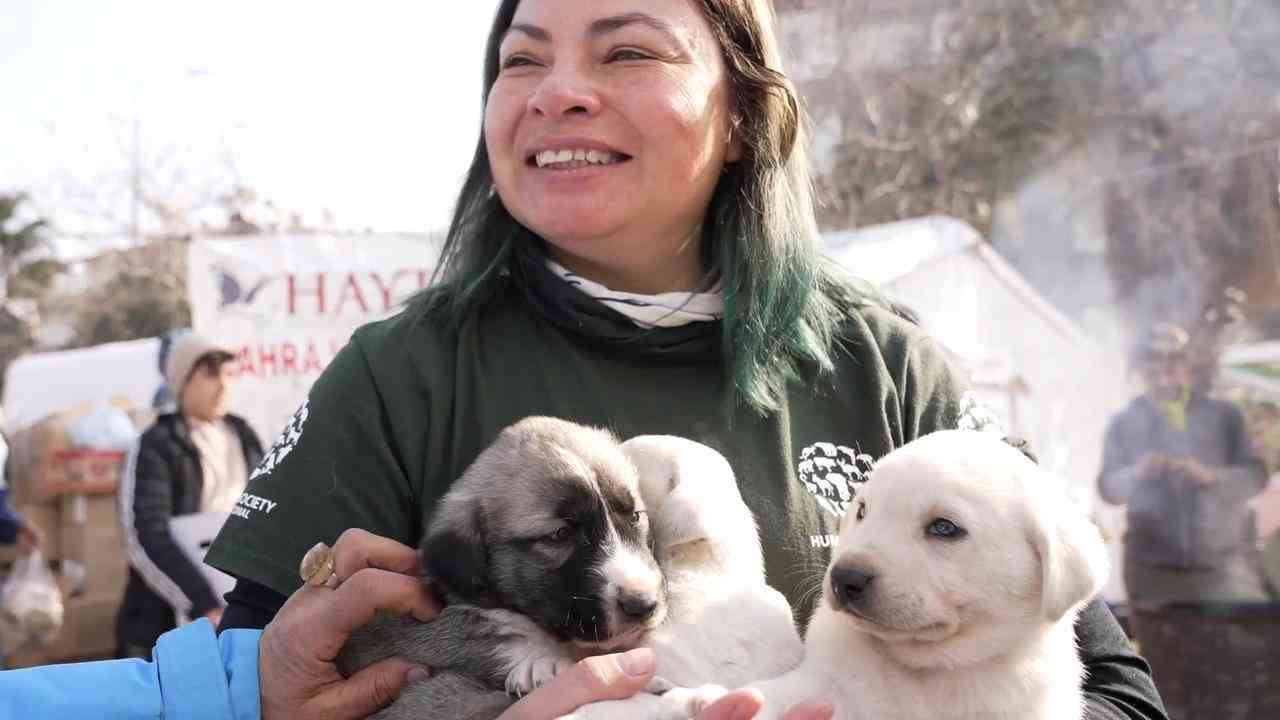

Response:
(669, 430), (1109, 720)
(557, 436), (804, 720)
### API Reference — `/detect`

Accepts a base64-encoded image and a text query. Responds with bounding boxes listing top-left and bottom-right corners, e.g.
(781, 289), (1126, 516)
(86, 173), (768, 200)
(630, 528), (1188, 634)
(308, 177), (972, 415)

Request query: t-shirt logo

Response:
(796, 442), (875, 519)
(250, 399), (310, 481)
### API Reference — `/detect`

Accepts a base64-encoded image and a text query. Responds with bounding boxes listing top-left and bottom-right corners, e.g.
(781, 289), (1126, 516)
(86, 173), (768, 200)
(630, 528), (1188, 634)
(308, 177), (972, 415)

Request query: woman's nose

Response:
(527, 62), (602, 118)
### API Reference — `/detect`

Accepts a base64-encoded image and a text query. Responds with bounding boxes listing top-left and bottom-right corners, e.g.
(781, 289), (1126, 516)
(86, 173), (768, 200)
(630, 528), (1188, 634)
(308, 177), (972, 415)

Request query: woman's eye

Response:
(501, 54), (538, 70)
(855, 501), (866, 521)
(548, 526), (573, 542)
(926, 518), (966, 540)
(608, 48), (651, 62)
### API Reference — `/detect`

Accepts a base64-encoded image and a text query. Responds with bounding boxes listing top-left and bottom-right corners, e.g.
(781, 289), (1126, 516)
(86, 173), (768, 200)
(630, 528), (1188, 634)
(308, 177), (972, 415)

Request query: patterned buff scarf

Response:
(545, 259), (724, 329)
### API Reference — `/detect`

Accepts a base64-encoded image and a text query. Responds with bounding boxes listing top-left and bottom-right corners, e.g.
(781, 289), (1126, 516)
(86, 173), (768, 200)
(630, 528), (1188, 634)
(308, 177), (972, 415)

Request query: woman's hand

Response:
(15, 521), (43, 553)
(499, 647), (833, 720)
(259, 529), (443, 720)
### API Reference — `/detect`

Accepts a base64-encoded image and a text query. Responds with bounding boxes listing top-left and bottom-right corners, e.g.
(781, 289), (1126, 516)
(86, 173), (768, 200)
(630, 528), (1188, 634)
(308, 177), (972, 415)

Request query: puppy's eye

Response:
(631, 510), (646, 525)
(548, 526), (573, 543)
(925, 518), (966, 540)
(855, 501), (866, 521)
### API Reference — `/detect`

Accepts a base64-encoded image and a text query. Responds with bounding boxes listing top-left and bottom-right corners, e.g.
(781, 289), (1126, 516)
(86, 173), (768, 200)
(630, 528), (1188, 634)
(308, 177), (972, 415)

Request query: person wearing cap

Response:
(115, 334), (264, 658)
(1099, 323), (1269, 603)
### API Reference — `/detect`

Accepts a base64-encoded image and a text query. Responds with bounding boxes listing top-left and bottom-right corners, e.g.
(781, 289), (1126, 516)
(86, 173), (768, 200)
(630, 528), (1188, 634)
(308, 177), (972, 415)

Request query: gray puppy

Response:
(337, 416), (667, 720)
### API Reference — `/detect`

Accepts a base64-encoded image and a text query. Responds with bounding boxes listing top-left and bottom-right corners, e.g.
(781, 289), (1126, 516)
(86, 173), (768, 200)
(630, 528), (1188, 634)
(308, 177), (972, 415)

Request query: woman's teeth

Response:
(534, 149), (623, 168)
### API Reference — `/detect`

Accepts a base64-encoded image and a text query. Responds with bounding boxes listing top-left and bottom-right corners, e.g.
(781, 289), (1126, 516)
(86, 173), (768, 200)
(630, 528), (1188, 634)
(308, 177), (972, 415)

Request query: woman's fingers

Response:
(310, 656), (429, 720)
(261, 533), (439, 720)
(694, 689), (763, 720)
(499, 648), (656, 720)
(326, 568), (441, 641)
(330, 528), (426, 581)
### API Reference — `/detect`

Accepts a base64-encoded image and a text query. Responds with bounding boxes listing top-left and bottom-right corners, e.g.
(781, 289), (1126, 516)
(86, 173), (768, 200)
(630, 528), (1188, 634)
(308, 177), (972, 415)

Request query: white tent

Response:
(824, 217), (1130, 596)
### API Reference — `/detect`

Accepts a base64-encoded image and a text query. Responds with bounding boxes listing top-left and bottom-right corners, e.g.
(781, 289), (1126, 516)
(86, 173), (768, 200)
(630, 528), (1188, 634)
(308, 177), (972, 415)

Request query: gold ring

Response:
(300, 542), (336, 587)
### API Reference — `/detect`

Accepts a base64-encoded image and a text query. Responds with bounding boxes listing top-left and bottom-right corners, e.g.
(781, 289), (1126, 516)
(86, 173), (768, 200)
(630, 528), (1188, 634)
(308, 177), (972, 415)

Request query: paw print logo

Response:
(250, 399), (310, 480)
(796, 442), (875, 519)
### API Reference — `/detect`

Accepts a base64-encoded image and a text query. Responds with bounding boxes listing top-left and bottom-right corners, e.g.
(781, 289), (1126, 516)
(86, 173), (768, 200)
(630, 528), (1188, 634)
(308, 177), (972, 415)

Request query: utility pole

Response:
(131, 113), (141, 244)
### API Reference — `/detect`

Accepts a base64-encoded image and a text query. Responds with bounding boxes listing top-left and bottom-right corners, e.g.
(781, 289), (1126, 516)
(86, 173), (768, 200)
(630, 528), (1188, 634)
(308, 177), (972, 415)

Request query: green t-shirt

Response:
(206, 279), (972, 614)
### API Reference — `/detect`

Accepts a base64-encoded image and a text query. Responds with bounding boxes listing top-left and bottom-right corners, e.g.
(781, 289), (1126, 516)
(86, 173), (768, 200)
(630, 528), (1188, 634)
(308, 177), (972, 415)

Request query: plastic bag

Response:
(66, 404), (138, 450)
(0, 549), (64, 654)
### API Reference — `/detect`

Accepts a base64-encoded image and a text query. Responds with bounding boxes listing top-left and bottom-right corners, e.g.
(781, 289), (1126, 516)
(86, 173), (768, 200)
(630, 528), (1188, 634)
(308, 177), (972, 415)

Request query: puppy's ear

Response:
(422, 501), (493, 606)
(651, 481), (738, 550)
(1025, 477), (1109, 621)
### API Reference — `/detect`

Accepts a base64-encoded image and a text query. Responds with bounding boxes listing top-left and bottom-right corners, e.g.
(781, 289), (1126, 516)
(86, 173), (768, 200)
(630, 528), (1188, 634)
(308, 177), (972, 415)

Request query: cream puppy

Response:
(557, 435), (804, 720)
(671, 430), (1109, 720)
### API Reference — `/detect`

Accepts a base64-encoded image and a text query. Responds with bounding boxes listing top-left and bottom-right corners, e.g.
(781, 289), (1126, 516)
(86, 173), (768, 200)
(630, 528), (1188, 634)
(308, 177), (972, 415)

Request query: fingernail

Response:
(617, 647), (655, 676)
(407, 666), (431, 683)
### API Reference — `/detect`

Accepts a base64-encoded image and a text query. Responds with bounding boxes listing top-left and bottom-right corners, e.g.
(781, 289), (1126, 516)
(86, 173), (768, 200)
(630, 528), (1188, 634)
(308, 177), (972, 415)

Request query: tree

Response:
(0, 193), (55, 303)
(781, 0), (1280, 338)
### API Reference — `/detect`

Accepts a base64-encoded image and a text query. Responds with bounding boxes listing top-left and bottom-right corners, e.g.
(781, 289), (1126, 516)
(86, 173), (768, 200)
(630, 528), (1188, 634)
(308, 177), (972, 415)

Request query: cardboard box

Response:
(6, 406), (130, 505)
(6, 411), (78, 506)
(46, 449), (125, 496)
(0, 491), (127, 668)
(59, 493), (128, 599)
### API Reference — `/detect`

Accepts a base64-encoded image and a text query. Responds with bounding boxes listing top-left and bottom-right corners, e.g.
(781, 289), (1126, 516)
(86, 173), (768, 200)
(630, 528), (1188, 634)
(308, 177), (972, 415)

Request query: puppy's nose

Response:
(831, 565), (876, 608)
(618, 590), (660, 620)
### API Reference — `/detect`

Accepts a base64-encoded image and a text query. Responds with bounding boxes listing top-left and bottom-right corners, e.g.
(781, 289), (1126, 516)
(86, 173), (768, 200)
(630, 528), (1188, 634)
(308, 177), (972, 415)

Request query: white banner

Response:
(189, 235), (438, 441)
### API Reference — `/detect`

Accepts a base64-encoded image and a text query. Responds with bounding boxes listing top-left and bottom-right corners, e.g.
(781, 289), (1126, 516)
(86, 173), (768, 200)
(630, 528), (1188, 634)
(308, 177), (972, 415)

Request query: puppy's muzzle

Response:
(830, 563), (876, 612)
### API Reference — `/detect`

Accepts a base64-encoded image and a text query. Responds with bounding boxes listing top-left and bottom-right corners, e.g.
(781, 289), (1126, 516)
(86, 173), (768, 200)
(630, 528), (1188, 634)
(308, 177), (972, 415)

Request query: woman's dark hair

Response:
(419, 0), (862, 414)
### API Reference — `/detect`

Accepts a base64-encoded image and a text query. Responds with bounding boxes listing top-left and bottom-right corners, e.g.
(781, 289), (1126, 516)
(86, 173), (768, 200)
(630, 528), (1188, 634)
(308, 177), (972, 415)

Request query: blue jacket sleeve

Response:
(0, 486), (21, 544)
(0, 620), (262, 720)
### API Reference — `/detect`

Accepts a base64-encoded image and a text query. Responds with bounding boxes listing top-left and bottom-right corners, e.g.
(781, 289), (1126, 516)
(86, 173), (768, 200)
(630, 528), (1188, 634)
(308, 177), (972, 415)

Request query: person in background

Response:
(0, 489), (41, 554)
(1099, 323), (1269, 603)
(0, 426), (43, 553)
(115, 333), (263, 659)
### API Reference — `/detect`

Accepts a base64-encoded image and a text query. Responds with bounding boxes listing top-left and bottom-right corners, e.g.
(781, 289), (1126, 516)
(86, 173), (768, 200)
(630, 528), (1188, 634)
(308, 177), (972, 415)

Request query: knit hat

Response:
(165, 333), (234, 394)
(1133, 323), (1189, 364)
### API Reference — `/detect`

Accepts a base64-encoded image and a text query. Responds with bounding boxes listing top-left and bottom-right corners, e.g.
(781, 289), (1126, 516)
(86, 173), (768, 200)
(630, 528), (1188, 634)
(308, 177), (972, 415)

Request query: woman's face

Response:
(485, 0), (739, 292)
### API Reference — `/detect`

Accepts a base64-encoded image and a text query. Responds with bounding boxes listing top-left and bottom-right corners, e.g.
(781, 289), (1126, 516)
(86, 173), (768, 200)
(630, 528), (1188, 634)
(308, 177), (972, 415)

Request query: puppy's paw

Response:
(505, 654), (575, 697)
(656, 684), (730, 719)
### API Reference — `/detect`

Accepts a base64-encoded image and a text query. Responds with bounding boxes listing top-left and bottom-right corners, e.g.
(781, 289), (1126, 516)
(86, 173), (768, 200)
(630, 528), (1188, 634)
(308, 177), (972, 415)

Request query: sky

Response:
(0, 1), (499, 254)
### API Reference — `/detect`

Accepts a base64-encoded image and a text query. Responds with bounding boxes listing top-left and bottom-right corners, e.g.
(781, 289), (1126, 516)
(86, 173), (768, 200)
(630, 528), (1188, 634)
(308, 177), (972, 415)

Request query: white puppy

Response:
(557, 435), (804, 720)
(669, 430), (1109, 720)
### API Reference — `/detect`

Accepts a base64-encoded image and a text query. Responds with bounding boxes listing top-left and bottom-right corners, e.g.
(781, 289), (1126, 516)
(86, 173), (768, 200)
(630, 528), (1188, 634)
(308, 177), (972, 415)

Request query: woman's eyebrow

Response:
(589, 12), (682, 44)
(504, 13), (683, 46)
(506, 22), (551, 43)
